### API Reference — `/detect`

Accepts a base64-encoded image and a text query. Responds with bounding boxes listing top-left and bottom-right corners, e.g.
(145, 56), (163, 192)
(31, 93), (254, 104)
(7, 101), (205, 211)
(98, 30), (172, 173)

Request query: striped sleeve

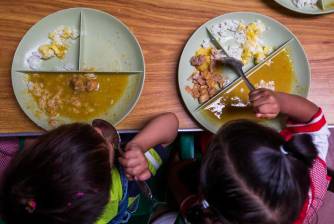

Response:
(280, 108), (330, 161)
(287, 108), (331, 224)
(144, 145), (168, 176)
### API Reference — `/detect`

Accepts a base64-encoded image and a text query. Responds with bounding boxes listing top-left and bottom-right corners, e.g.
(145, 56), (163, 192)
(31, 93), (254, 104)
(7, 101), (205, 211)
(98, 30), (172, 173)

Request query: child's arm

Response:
(119, 112), (179, 180)
(126, 112), (179, 149)
(249, 89), (318, 123)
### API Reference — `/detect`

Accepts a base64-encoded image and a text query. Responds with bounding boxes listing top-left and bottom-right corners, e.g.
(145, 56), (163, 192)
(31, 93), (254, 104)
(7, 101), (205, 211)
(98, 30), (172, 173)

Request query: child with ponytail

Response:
(0, 113), (178, 224)
(169, 89), (330, 224)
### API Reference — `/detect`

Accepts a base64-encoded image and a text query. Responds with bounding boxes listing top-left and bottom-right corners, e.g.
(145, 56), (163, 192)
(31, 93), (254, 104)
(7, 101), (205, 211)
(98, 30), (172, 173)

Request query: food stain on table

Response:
(203, 49), (295, 124)
(26, 73), (129, 126)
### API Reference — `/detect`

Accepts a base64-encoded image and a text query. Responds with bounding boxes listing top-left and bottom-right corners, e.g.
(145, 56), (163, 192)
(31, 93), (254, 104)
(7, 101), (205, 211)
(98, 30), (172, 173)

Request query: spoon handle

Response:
(136, 181), (154, 201)
(119, 143), (154, 200)
(236, 67), (255, 91)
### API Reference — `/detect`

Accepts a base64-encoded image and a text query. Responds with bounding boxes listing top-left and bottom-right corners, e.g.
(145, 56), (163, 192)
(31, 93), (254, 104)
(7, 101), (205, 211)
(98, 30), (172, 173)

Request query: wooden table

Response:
(0, 0), (334, 134)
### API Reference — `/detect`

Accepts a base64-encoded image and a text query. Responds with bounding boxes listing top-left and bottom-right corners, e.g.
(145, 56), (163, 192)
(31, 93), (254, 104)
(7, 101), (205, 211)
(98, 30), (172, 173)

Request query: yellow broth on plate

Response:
(27, 73), (129, 125)
(203, 49), (295, 124)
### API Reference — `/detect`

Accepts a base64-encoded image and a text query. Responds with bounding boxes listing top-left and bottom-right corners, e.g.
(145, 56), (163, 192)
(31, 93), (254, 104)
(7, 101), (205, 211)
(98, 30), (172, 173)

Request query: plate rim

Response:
(11, 7), (146, 130)
(178, 11), (311, 133)
(274, 0), (334, 15)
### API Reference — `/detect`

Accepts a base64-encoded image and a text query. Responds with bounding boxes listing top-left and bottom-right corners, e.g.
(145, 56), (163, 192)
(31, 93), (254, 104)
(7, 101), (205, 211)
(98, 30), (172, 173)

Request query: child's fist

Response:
(249, 89), (280, 119)
(118, 143), (151, 181)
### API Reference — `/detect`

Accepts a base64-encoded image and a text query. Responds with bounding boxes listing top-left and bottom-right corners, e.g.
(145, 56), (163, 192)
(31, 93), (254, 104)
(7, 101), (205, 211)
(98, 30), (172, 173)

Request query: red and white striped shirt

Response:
(280, 108), (331, 224)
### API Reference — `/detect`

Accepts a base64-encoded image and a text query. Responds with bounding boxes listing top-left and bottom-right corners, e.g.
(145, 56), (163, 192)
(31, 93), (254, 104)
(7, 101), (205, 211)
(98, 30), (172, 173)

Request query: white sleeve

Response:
(286, 109), (330, 161)
(307, 124), (330, 161)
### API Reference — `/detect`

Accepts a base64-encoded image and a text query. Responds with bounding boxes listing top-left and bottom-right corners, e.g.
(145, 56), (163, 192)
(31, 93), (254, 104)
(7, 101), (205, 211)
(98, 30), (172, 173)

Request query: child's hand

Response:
(249, 89), (280, 119)
(118, 143), (151, 181)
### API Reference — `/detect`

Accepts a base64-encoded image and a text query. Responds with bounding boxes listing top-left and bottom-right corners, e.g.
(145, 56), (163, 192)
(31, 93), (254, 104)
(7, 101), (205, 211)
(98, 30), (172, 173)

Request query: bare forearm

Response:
(127, 112), (179, 151)
(276, 92), (319, 123)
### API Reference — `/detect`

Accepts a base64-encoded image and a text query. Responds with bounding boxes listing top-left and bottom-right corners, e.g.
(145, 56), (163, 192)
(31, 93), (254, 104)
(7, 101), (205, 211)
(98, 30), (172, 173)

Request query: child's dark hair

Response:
(1, 123), (111, 224)
(193, 120), (318, 224)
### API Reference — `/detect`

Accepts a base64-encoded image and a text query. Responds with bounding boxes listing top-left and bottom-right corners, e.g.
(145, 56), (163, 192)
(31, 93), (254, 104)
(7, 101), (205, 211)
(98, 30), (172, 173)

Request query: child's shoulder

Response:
(281, 108), (330, 161)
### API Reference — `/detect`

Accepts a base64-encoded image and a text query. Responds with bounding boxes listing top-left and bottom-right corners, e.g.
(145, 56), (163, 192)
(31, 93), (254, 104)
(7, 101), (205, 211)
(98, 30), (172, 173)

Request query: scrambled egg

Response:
(38, 44), (55, 59)
(211, 20), (273, 65)
(194, 47), (212, 72)
(240, 22), (272, 64)
(38, 26), (79, 60)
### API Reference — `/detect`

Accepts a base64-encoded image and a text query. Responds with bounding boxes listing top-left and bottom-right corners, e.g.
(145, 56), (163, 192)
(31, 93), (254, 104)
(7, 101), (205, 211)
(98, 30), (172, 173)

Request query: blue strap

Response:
(108, 166), (130, 224)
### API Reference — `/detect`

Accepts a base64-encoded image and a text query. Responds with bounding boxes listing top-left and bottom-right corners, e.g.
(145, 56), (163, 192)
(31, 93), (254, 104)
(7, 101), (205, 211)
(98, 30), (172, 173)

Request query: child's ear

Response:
(93, 127), (103, 136)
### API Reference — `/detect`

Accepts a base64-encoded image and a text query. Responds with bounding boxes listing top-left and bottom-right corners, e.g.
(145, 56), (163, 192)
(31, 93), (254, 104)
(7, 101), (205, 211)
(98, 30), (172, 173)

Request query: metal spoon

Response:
(212, 52), (255, 91)
(92, 119), (154, 201)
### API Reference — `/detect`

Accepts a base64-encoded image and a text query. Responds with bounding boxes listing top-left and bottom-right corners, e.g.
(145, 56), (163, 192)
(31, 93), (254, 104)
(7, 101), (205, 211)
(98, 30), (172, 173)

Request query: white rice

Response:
(210, 19), (268, 63)
(26, 26), (79, 70)
(292, 0), (318, 8)
(27, 51), (41, 70)
(201, 38), (211, 48)
(51, 26), (65, 45)
(255, 80), (275, 91)
(71, 28), (79, 39)
(230, 96), (248, 107)
(50, 26), (79, 45)
(205, 97), (226, 119)
(206, 80), (275, 119)
(63, 63), (75, 71)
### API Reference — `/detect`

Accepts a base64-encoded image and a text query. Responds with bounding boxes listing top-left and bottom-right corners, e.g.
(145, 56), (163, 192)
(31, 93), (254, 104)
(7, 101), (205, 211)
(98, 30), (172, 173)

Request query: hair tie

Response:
(67, 192), (86, 208)
(202, 199), (209, 209)
(22, 198), (36, 213)
(75, 192), (85, 198)
(280, 145), (288, 155)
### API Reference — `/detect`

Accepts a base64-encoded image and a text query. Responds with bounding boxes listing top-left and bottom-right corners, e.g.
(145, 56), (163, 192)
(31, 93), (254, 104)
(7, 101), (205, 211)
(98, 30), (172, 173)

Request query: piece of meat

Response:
(209, 88), (218, 97)
(192, 71), (201, 80)
(207, 79), (219, 89)
(186, 48), (229, 104)
(210, 73), (226, 88)
(197, 78), (206, 85)
(70, 75), (100, 92)
(212, 73), (222, 82)
(192, 84), (200, 98)
(201, 71), (209, 80)
(188, 71), (200, 81)
(209, 60), (216, 73)
(86, 79), (99, 92)
(199, 94), (209, 103)
(70, 76), (86, 92)
(185, 86), (192, 94)
(190, 55), (206, 66)
(200, 85), (208, 94)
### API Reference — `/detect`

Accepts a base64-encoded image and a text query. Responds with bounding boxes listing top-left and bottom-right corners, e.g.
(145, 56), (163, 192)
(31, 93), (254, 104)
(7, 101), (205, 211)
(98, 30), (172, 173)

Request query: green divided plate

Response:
(178, 12), (311, 133)
(12, 8), (145, 130)
(274, 0), (334, 15)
